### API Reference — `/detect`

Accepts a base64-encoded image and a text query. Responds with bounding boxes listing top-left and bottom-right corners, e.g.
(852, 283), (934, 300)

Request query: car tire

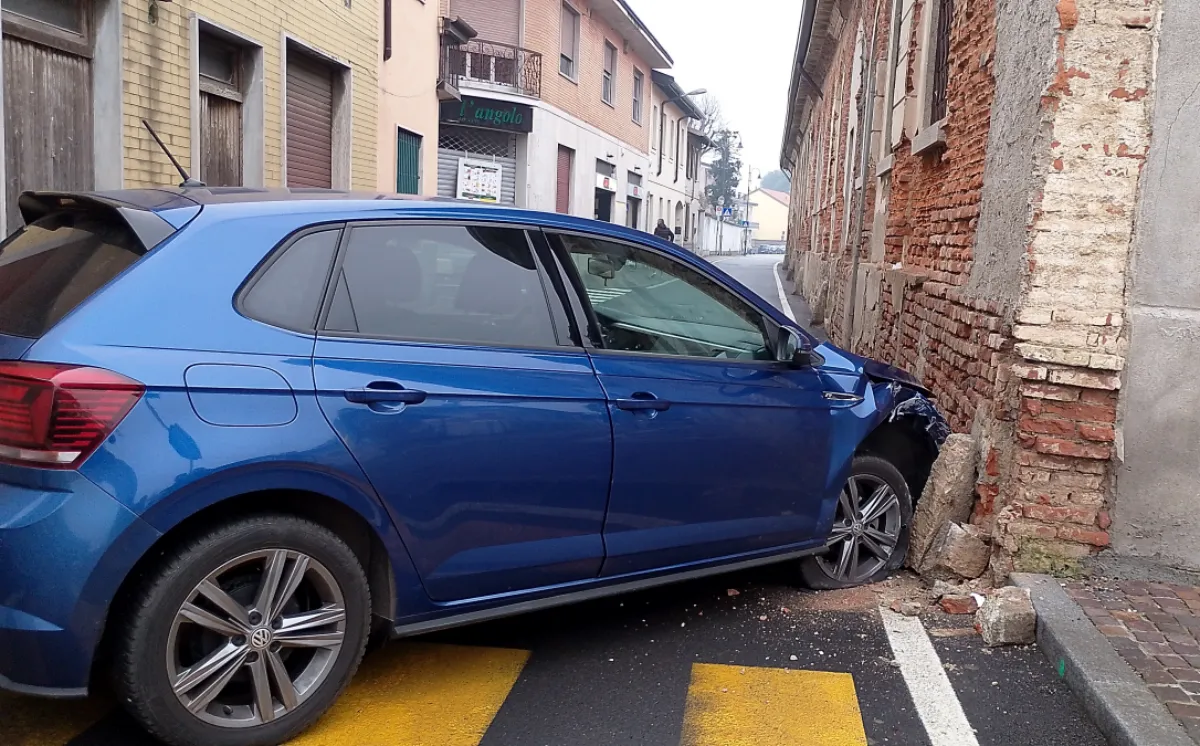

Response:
(799, 455), (913, 590)
(114, 514), (371, 746)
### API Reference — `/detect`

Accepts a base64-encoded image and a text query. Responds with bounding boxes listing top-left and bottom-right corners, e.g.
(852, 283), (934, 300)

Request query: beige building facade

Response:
(0, 0), (380, 236)
(379, 0), (440, 194)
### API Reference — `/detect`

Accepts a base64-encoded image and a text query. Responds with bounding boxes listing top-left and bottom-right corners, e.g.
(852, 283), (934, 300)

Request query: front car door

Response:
(312, 222), (613, 602)
(544, 231), (834, 576)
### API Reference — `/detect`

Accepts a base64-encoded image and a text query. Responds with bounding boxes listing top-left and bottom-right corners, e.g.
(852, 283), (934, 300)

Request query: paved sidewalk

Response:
(1067, 579), (1200, 743)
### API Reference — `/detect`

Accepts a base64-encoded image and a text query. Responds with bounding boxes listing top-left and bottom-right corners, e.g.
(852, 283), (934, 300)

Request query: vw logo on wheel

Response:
(250, 627), (274, 650)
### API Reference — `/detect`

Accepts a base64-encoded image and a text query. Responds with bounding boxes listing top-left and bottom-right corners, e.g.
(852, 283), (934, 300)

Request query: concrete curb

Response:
(1012, 573), (1194, 746)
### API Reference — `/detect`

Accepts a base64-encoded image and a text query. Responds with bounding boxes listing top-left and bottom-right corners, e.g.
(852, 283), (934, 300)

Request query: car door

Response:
(312, 222), (613, 602)
(543, 230), (834, 577)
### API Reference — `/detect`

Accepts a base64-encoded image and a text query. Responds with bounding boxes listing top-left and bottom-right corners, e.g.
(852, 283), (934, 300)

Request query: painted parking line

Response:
(680, 663), (868, 746)
(288, 642), (529, 746)
(0, 691), (108, 746)
(882, 610), (981, 746)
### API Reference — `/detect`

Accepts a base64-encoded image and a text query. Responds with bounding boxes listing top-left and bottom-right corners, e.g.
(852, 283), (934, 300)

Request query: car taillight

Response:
(0, 361), (144, 469)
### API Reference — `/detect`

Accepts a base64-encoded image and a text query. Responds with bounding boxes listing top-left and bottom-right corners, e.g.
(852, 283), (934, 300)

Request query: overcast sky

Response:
(629, 0), (804, 179)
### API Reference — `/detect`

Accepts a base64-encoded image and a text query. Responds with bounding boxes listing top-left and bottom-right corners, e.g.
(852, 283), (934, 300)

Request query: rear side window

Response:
(324, 224), (558, 348)
(0, 211), (145, 338)
(241, 229), (340, 331)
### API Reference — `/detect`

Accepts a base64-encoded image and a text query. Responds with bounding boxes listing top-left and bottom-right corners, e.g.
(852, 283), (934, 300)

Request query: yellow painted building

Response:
(121, 0), (379, 191)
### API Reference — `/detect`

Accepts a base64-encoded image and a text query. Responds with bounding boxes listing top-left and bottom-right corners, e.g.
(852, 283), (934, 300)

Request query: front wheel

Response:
(114, 515), (371, 746)
(799, 455), (913, 590)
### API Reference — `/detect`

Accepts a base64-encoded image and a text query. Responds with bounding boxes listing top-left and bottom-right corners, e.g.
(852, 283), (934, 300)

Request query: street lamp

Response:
(667, 88), (707, 104)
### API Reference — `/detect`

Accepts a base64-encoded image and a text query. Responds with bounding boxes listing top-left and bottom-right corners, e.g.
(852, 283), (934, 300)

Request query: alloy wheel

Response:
(815, 473), (903, 584)
(166, 549), (347, 728)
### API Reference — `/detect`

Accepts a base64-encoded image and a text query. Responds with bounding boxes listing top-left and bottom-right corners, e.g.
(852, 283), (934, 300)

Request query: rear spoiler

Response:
(16, 191), (194, 252)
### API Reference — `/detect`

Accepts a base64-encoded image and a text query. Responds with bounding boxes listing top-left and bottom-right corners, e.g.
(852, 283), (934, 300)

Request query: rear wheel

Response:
(115, 515), (370, 746)
(799, 455), (913, 590)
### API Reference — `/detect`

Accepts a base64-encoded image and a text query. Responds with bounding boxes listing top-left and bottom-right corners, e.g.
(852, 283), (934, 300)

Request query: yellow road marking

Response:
(0, 692), (108, 746)
(288, 642), (529, 746)
(680, 663), (869, 746)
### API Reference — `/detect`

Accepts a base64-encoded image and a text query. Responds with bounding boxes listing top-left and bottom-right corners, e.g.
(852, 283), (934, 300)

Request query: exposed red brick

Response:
(1022, 504), (1099, 525)
(1043, 400), (1117, 423)
(986, 448), (1001, 477)
(1098, 511), (1112, 530)
(1019, 415), (1076, 437)
(1058, 525), (1111, 547)
(1079, 423), (1116, 442)
(1035, 437), (1113, 460)
(1057, 0), (1078, 30)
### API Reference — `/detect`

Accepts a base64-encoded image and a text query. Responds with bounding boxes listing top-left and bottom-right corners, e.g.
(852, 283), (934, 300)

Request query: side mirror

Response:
(775, 327), (814, 368)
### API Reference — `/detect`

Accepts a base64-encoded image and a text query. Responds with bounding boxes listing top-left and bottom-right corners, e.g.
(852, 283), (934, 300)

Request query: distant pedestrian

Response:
(654, 218), (675, 243)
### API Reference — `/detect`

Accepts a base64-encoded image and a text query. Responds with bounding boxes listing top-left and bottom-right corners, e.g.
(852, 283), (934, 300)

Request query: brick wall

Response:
(787, 0), (1003, 435)
(122, 0), (379, 189)
(783, 0), (1159, 577)
(991, 0), (1156, 576)
(524, 0), (652, 154)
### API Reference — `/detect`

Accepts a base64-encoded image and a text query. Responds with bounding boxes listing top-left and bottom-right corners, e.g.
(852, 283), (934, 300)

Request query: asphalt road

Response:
(0, 255), (1107, 746)
(2, 570), (1108, 746)
(709, 253), (820, 332)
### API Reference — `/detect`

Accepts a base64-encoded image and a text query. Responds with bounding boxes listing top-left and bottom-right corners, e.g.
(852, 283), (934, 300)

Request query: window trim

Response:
(540, 228), (803, 368)
(234, 222), (346, 334)
(559, 1), (581, 82)
(312, 220), (576, 353)
(632, 68), (644, 125)
(1, 1), (92, 58)
(602, 40), (618, 107)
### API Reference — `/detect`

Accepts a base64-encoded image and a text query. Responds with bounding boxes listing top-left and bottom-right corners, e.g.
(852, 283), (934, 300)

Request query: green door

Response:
(396, 128), (421, 194)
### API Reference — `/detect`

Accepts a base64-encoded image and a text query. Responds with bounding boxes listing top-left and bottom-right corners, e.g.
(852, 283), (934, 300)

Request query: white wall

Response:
(695, 213), (750, 256)
(524, 98), (652, 222)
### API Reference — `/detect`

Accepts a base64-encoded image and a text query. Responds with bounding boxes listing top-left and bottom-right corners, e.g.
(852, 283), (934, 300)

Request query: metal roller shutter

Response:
(436, 125), (517, 205)
(286, 50), (334, 188)
(445, 0), (520, 44)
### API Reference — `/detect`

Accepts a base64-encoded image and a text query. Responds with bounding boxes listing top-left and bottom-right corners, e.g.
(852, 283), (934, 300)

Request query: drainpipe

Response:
(843, 3), (882, 349)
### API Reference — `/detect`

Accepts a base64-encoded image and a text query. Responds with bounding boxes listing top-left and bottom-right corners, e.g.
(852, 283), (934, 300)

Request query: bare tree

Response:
(695, 94), (725, 153)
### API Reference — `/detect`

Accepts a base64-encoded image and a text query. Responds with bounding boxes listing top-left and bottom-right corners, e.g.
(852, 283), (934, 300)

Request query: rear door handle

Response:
(615, 392), (671, 412)
(345, 383), (427, 405)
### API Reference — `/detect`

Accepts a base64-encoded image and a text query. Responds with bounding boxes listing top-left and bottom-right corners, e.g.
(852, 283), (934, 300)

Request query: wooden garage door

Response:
(2, 3), (94, 231)
(286, 50), (333, 188)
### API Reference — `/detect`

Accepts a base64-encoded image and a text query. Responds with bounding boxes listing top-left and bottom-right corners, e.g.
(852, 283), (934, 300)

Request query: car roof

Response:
(27, 186), (690, 260)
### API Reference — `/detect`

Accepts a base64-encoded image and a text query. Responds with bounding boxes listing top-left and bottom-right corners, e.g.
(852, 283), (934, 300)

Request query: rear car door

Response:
(544, 231), (834, 576)
(312, 222), (612, 602)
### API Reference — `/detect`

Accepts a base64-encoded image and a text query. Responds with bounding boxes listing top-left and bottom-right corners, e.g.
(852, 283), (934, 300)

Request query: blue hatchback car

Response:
(0, 188), (947, 746)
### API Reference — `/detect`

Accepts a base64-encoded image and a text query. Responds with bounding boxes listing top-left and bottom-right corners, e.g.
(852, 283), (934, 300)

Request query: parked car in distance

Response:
(0, 189), (948, 746)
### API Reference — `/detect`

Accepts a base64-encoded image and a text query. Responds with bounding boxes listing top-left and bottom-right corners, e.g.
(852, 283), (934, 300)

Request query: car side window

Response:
(550, 233), (772, 361)
(241, 229), (340, 331)
(323, 224), (559, 349)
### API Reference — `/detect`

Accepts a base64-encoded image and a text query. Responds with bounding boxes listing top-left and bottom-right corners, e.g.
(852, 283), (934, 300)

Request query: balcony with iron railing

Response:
(440, 38), (542, 99)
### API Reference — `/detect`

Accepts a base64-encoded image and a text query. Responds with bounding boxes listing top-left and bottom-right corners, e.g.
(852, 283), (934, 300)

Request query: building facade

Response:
(780, 0), (1169, 576)
(437, 0), (671, 226)
(749, 187), (790, 246)
(645, 70), (704, 244)
(380, 0), (441, 195)
(0, 0), (381, 234)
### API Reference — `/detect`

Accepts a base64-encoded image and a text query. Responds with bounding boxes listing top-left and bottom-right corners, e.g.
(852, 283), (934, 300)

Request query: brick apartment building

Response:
(779, 0), (1198, 577)
(437, 0), (677, 226)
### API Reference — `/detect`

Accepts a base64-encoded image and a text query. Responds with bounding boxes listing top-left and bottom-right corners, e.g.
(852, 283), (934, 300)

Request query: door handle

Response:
(615, 392), (671, 412)
(344, 383), (428, 405)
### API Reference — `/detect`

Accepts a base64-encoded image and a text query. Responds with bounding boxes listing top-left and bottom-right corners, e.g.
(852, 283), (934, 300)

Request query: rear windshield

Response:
(0, 210), (145, 338)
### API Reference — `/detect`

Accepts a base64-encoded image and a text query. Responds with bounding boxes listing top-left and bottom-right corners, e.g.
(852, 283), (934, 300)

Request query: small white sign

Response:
(456, 158), (503, 203)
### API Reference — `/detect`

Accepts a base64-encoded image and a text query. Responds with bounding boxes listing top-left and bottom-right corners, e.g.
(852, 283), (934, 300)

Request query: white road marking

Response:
(773, 260), (798, 322)
(881, 610), (981, 746)
(586, 287), (632, 304)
